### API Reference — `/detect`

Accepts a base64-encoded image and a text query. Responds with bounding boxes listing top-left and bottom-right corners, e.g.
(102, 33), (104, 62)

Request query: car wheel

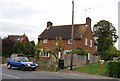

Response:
(32, 68), (36, 71)
(7, 64), (11, 69)
(21, 65), (26, 71)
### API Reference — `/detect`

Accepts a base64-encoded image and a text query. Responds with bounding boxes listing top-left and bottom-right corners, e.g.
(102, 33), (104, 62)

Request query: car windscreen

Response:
(11, 54), (24, 57)
(15, 57), (29, 62)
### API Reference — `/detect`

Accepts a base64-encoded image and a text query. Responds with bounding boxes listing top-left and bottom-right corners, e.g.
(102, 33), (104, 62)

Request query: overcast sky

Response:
(0, 0), (119, 47)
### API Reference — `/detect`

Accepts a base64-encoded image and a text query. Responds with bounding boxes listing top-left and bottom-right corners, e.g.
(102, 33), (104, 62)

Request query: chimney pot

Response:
(47, 21), (53, 27)
(86, 17), (91, 25)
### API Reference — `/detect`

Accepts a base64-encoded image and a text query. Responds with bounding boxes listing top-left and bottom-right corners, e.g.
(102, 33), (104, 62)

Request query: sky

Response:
(0, 0), (119, 48)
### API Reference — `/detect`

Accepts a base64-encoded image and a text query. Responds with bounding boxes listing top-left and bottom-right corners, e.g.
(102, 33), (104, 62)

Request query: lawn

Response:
(73, 62), (107, 76)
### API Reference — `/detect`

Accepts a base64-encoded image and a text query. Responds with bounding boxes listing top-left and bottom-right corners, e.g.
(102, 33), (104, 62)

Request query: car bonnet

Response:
(20, 62), (36, 64)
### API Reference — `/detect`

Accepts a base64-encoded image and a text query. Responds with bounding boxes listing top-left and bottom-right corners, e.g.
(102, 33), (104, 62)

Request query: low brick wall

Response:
(29, 57), (57, 71)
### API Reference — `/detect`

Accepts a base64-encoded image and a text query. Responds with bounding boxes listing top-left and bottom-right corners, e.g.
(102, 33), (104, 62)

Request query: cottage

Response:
(38, 17), (97, 58)
(2, 33), (29, 57)
(6, 33), (29, 43)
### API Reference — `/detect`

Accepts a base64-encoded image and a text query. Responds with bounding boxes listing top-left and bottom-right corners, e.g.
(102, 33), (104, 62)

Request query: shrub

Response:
(106, 61), (120, 78)
(66, 47), (88, 55)
(51, 67), (61, 72)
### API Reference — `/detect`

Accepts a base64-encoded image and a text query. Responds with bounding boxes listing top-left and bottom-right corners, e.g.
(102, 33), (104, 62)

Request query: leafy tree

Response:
(93, 20), (118, 60)
(2, 36), (36, 57)
(14, 40), (35, 57)
(104, 46), (117, 60)
(23, 42), (31, 56)
(116, 51), (120, 59)
(14, 41), (24, 54)
(52, 37), (64, 61)
(29, 41), (35, 57)
(35, 44), (40, 60)
(2, 38), (15, 57)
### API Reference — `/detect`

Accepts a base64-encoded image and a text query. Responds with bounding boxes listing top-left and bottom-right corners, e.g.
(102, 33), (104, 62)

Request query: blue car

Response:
(7, 57), (38, 71)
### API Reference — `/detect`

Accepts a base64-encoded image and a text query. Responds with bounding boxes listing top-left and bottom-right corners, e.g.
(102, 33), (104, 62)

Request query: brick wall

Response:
(38, 17), (97, 55)
(38, 36), (96, 55)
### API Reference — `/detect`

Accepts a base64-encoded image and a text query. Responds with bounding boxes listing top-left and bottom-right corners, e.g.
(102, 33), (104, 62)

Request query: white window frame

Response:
(68, 39), (72, 44)
(58, 52), (61, 59)
(80, 35), (83, 39)
(43, 53), (50, 57)
(85, 38), (88, 46)
(90, 40), (92, 47)
(43, 39), (48, 43)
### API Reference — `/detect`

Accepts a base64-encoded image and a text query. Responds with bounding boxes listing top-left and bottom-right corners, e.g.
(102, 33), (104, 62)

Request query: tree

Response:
(14, 41), (24, 54)
(29, 41), (35, 57)
(14, 40), (36, 57)
(53, 37), (64, 60)
(104, 45), (117, 60)
(2, 38), (15, 57)
(35, 44), (40, 60)
(93, 20), (118, 60)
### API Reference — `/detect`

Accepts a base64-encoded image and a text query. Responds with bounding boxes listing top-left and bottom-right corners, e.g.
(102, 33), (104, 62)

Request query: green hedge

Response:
(106, 61), (120, 78)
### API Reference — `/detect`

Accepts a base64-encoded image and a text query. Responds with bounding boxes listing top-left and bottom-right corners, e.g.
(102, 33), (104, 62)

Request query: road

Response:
(1, 65), (89, 79)
(1, 65), (119, 80)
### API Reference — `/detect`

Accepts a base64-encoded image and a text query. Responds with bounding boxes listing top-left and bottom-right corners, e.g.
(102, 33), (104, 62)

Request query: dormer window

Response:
(43, 39), (48, 43)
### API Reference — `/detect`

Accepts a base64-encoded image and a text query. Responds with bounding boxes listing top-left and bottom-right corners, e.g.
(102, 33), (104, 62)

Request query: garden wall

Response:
(64, 54), (100, 66)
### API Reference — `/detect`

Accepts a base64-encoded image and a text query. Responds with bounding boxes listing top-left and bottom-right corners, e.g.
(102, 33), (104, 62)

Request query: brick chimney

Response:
(47, 21), (53, 27)
(86, 17), (91, 27)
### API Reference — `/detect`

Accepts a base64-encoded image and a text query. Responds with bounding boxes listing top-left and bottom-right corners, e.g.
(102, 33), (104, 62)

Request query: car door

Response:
(9, 57), (16, 66)
(13, 57), (21, 67)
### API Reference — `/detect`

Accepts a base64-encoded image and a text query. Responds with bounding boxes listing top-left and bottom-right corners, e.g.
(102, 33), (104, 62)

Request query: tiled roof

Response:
(8, 35), (23, 41)
(39, 24), (87, 40)
(7, 34), (29, 43)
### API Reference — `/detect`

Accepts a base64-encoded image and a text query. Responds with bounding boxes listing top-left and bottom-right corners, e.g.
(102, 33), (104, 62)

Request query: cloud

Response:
(0, 0), (119, 45)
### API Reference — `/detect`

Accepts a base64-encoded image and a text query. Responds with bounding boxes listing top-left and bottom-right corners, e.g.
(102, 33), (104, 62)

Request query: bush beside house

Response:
(106, 61), (120, 78)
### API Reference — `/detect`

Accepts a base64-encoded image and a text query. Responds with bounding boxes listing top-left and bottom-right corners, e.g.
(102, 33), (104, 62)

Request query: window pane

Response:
(85, 38), (87, 45)
(43, 39), (48, 43)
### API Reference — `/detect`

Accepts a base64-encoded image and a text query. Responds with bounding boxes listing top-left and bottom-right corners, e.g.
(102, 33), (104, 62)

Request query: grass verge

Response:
(73, 62), (107, 76)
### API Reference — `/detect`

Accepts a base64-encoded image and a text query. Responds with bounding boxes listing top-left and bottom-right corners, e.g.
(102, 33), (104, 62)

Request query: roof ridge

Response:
(52, 24), (85, 27)
(9, 35), (22, 36)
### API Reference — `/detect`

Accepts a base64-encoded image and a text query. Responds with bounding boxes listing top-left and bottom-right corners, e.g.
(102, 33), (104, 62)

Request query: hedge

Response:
(106, 61), (120, 78)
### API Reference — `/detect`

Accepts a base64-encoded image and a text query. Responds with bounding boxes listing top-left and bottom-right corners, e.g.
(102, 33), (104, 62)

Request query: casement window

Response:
(96, 46), (98, 49)
(43, 53), (50, 57)
(40, 49), (50, 57)
(85, 38), (88, 46)
(90, 40), (92, 47)
(68, 39), (72, 44)
(80, 35), (83, 39)
(43, 39), (48, 43)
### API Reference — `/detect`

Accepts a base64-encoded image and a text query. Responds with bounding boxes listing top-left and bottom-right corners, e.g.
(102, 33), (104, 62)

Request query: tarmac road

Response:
(1, 64), (119, 80)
